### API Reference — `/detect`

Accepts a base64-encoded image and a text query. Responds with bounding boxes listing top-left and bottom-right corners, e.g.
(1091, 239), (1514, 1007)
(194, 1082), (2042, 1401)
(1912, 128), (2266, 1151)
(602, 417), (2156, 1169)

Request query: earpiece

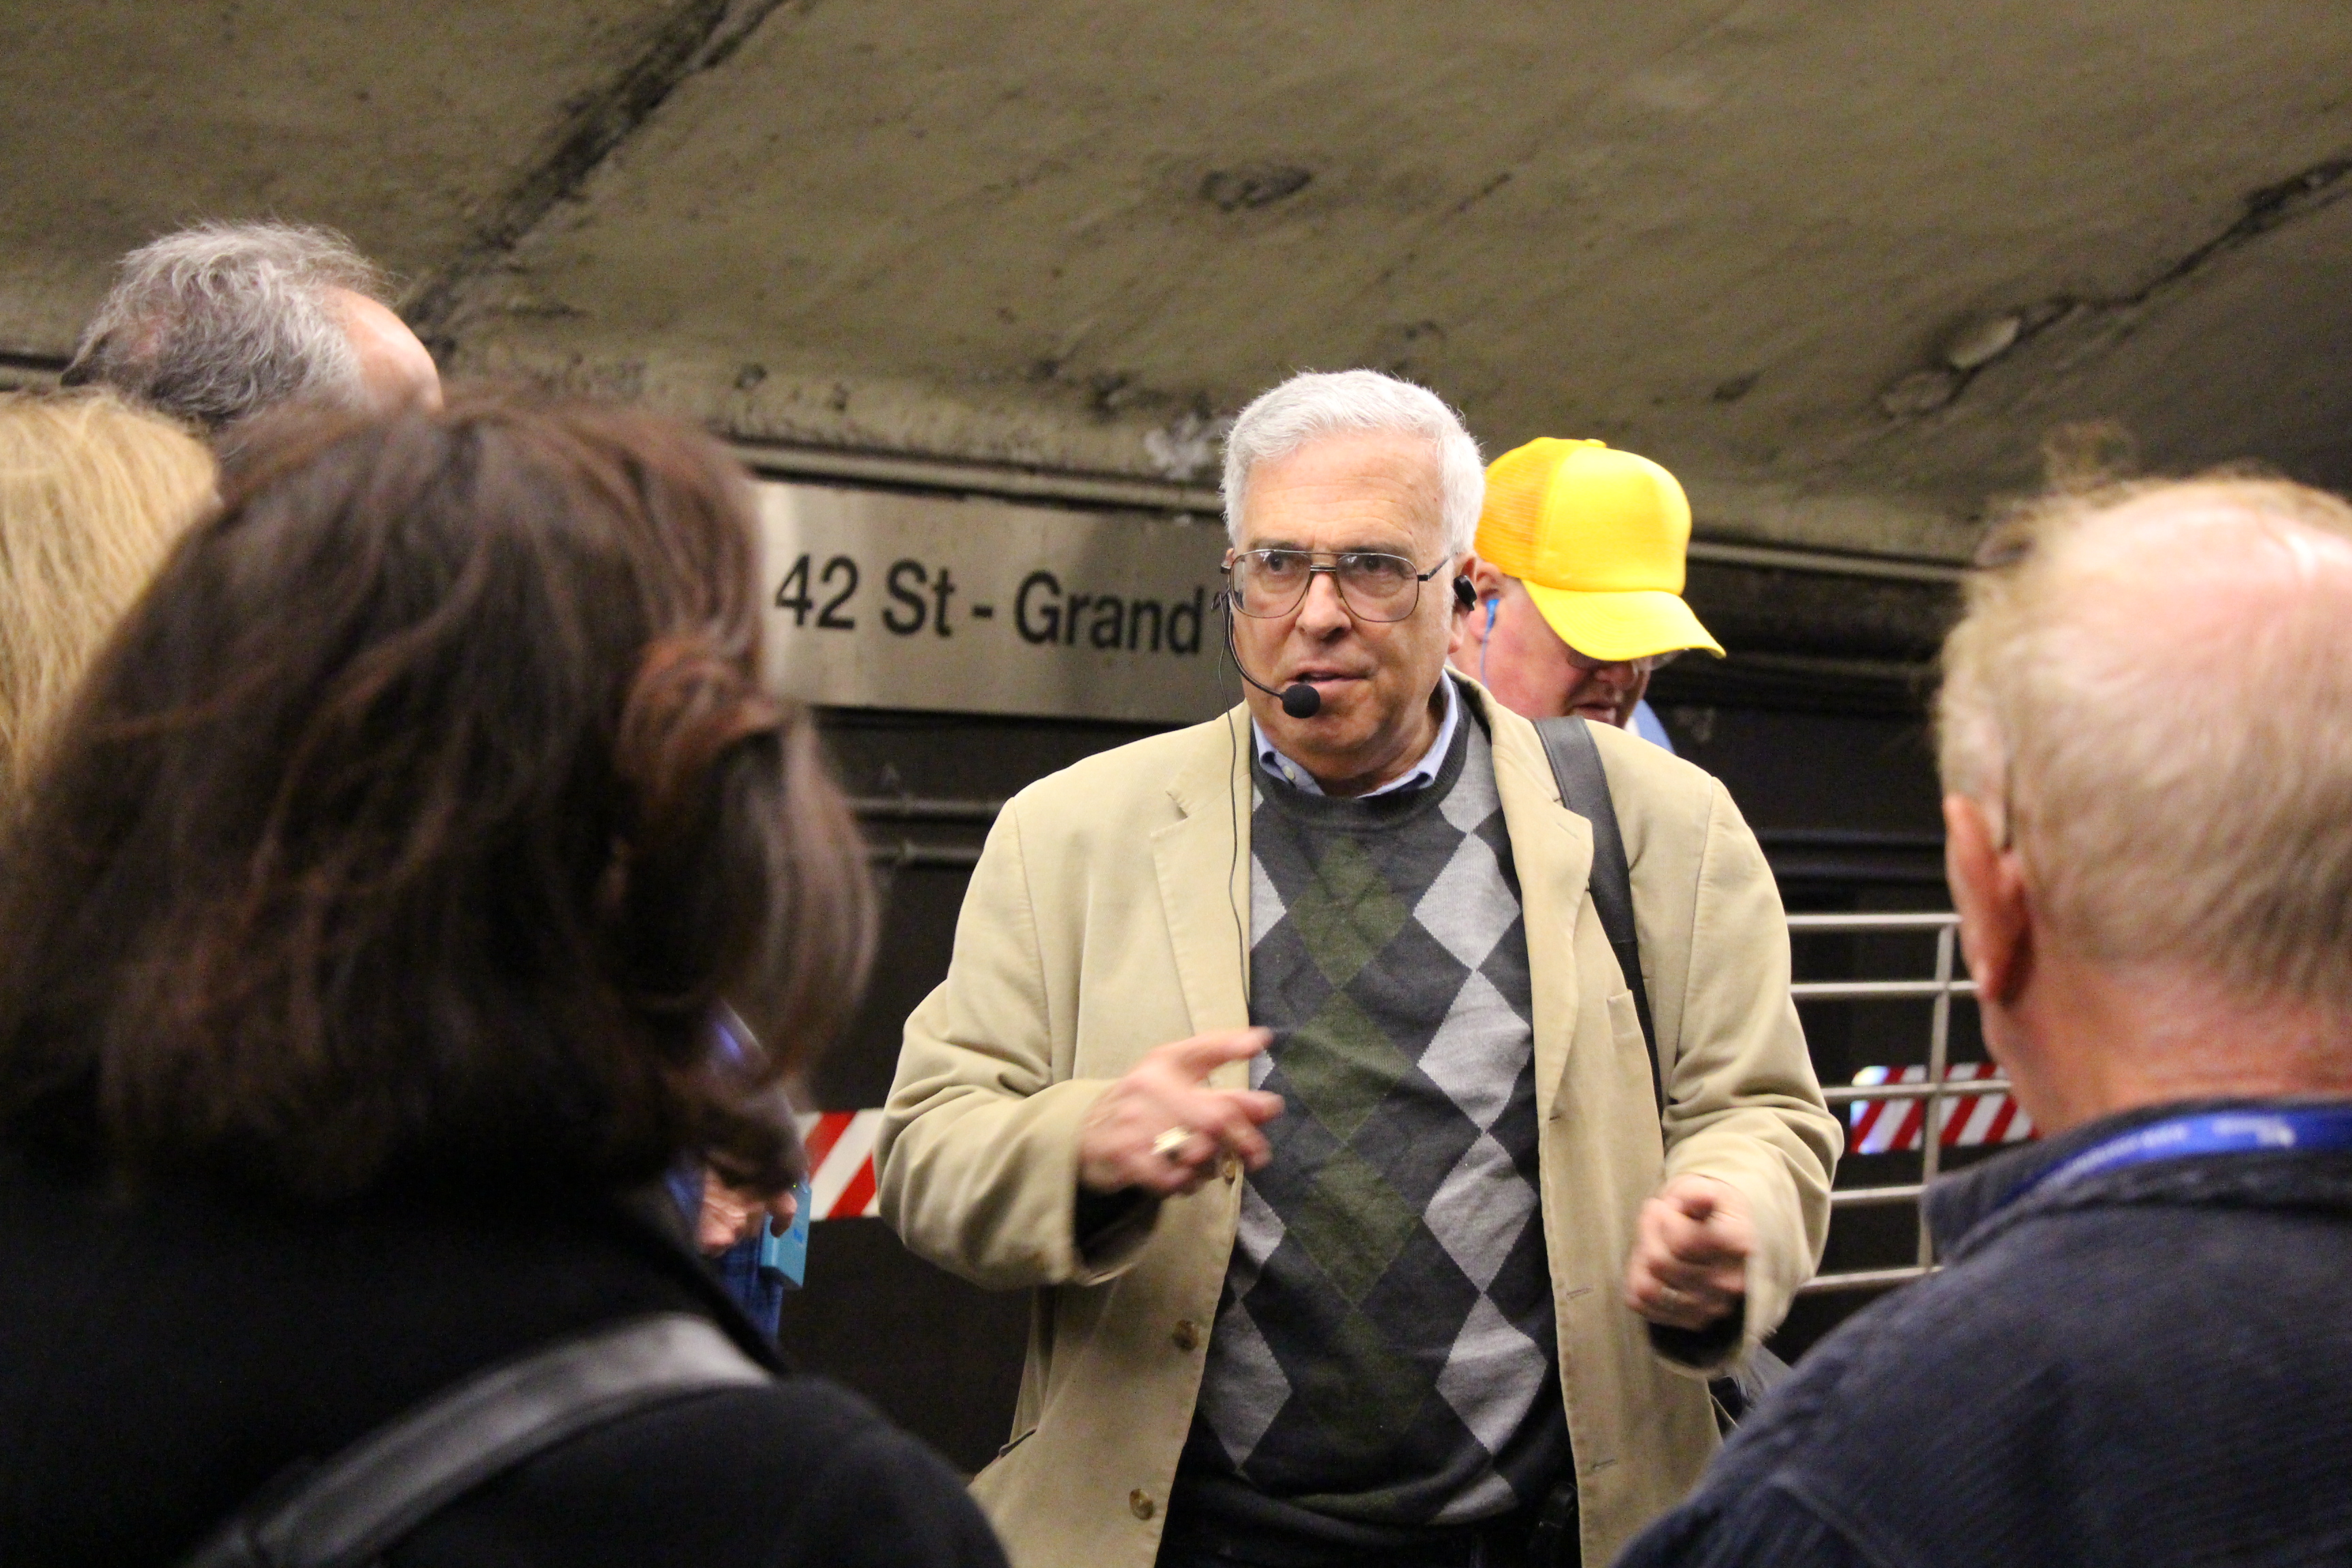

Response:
(1454, 574), (1477, 610)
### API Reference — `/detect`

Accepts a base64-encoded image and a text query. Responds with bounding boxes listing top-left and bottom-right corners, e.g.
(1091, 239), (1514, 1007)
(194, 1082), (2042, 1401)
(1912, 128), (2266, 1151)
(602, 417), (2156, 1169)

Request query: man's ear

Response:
(1944, 793), (2031, 1007)
(1466, 555), (1509, 602)
(1445, 553), (1483, 661)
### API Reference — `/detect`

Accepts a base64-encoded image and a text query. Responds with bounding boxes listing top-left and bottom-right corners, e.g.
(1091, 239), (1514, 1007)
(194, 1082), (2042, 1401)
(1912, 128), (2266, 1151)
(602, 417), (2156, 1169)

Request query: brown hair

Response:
(0, 391), (214, 805)
(0, 397), (872, 1203)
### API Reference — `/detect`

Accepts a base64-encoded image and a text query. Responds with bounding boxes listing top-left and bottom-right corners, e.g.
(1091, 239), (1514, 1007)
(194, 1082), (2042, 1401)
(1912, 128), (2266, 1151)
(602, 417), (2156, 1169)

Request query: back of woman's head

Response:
(0, 390), (214, 804)
(0, 397), (871, 1204)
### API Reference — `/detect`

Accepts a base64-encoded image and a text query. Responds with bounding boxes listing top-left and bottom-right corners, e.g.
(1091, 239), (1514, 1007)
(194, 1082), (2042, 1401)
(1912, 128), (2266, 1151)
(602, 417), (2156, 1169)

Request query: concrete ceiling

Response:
(6, 0), (2350, 566)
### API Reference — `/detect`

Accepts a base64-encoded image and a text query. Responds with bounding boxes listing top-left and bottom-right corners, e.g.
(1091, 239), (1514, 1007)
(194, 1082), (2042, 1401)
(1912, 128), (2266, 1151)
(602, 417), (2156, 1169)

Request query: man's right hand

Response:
(1078, 1028), (1284, 1196)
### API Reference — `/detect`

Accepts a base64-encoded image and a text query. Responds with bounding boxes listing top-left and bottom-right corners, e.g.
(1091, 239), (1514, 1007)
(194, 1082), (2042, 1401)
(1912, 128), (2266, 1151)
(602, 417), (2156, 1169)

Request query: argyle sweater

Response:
(1174, 708), (1569, 1549)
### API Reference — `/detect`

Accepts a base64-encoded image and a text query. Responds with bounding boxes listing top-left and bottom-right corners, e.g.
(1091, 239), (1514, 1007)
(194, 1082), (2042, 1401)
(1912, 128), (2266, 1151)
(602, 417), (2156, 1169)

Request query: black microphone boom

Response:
(1222, 591), (1324, 718)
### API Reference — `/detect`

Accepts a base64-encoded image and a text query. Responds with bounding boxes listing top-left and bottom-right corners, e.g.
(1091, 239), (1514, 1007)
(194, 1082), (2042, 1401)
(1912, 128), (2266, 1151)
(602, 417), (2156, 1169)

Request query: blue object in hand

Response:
(757, 1176), (813, 1288)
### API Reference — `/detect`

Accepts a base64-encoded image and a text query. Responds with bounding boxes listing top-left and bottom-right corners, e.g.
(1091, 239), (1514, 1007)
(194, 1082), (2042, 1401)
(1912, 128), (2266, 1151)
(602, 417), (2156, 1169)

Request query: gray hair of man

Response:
(61, 221), (394, 436)
(1220, 370), (1484, 557)
(1937, 475), (2352, 1020)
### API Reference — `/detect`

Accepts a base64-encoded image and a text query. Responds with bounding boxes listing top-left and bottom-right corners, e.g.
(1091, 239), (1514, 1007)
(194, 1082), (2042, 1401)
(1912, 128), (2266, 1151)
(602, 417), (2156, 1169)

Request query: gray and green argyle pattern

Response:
(1179, 710), (1568, 1532)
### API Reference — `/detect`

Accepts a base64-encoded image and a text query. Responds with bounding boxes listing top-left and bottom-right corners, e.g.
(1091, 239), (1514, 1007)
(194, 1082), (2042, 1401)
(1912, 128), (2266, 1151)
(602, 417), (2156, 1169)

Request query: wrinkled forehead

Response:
(1235, 429), (1448, 555)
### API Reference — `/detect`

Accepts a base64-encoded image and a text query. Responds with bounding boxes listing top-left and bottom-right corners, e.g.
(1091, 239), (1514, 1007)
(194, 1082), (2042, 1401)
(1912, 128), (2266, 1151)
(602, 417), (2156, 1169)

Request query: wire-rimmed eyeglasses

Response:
(1223, 548), (1445, 623)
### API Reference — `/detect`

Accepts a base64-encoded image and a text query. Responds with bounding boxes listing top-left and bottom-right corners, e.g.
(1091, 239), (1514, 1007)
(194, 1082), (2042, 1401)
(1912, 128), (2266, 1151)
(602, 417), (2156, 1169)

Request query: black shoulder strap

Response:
(180, 1313), (770, 1568)
(1535, 719), (1792, 1424)
(1534, 716), (1663, 1114)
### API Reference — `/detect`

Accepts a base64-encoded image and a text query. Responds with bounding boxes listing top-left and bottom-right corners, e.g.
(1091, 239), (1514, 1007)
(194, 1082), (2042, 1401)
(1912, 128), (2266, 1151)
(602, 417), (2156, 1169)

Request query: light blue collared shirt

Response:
(1252, 675), (1463, 798)
(1630, 698), (1676, 755)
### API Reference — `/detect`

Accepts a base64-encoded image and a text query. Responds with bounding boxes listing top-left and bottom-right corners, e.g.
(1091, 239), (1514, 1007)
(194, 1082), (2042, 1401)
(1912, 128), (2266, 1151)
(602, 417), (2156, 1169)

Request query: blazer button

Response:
(1172, 1319), (1201, 1352)
(1130, 1489), (1156, 1520)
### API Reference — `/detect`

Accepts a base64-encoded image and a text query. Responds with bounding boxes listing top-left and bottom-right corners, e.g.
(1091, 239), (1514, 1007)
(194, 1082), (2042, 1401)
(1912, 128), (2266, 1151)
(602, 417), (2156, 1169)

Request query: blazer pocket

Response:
(1606, 987), (1645, 1054)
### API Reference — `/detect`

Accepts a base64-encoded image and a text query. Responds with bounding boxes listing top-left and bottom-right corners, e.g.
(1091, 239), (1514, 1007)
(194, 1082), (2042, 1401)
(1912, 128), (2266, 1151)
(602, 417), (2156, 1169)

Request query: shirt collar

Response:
(1252, 675), (1461, 798)
(1924, 1096), (2321, 1254)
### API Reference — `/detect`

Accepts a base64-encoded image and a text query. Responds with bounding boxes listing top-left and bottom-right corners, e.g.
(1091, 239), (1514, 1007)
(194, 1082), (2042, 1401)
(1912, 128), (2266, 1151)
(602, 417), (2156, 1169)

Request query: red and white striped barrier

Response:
(806, 1078), (2033, 1215)
(1848, 1063), (2036, 1154)
(799, 1109), (884, 1221)
(810, 1075), (2036, 1211)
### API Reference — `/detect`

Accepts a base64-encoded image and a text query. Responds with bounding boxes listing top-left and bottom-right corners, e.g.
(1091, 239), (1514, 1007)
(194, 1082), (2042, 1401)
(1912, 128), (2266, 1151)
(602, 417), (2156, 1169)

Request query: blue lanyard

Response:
(2012, 1106), (2352, 1207)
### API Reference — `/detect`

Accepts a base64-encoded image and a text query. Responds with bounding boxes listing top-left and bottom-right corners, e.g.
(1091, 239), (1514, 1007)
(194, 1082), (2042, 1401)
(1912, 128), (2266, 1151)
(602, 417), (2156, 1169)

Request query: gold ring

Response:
(1150, 1126), (1195, 1160)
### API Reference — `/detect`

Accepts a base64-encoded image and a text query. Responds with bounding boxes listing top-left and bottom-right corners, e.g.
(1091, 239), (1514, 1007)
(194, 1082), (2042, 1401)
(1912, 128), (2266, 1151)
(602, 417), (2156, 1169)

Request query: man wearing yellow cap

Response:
(1453, 438), (1721, 748)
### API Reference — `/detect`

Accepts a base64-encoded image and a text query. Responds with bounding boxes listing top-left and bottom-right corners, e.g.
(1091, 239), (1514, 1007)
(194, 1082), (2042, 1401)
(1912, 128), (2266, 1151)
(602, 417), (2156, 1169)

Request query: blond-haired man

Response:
(881, 370), (1835, 1568)
(1621, 476), (2352, 1568)
(1451, 440), (1720, 743)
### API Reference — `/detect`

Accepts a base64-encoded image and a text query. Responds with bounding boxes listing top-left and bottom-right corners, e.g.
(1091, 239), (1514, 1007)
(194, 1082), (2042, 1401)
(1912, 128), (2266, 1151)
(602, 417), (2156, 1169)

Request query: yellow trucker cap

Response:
(1475, 438), (1724, 662)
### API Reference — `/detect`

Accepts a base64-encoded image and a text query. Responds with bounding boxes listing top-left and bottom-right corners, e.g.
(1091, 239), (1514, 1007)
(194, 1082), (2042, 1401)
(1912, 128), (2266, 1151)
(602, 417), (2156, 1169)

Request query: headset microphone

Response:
(1220, 591), (1323, 717)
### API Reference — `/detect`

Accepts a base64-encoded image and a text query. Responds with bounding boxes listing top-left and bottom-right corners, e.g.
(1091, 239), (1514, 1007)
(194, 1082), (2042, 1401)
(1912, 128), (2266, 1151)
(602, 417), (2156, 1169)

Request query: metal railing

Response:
(851, 798), (1950, 883)
(1788, 911), (2001, 1295)
(853, 796), (994, 869)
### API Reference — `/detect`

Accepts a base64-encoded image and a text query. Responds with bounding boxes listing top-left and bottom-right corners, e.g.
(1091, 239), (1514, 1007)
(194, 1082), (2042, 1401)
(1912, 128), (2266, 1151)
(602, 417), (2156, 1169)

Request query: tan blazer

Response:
(878, 687), (1839, 1568)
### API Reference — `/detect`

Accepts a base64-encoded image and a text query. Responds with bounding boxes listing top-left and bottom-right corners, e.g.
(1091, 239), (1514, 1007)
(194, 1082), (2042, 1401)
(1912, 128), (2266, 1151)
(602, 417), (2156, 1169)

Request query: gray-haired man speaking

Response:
(63, 220), (439, 446)
(879, 370), (1836, 1568)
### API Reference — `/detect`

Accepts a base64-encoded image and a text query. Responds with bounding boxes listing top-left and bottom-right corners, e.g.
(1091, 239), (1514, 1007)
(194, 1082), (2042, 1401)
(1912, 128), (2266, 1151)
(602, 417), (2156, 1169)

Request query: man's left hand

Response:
(696, 1173), (760, 1254)
(694, 1170), (798, 1256)
(1624, 1175), (1752, 1332)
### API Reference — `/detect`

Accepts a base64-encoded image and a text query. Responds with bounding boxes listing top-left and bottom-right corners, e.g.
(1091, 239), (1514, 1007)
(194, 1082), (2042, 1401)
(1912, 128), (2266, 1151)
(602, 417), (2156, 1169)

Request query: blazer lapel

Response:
(1151, 706), (1257, 1088)
(1479, 687), (1597, 1123)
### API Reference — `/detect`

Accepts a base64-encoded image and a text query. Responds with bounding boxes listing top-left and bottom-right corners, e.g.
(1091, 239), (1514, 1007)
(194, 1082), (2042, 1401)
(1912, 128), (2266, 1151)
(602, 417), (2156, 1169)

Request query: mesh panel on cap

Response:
(1530, 451), (1689, 593)
(1477, 438), (1601, 578)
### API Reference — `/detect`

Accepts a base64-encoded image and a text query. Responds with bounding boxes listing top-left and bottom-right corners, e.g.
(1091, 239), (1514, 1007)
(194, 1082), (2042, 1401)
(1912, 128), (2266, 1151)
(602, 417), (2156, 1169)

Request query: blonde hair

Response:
(0, 392), (215, 800)
(1938, 476), (2352, 1017)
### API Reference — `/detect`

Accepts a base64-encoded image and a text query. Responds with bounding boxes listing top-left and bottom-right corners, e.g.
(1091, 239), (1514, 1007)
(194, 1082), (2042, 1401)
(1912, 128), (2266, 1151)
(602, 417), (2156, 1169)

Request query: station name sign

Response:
(756, 480), (1237, 724)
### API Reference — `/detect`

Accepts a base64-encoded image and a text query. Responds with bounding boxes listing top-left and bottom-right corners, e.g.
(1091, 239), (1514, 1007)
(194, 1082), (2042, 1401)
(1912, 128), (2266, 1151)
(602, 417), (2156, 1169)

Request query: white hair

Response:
(62, 221), (392, 438)
(1938, 476), (2352, 1019)
(1221, 370), (1484, 555)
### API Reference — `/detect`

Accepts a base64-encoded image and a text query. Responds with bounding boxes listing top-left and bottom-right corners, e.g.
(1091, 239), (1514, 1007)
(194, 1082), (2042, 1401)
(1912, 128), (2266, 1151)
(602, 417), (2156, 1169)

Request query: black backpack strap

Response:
(181, 1313), (770, 1568)
(1534, 716), (1663, 1114)
(1536, 717), (1793, 1422)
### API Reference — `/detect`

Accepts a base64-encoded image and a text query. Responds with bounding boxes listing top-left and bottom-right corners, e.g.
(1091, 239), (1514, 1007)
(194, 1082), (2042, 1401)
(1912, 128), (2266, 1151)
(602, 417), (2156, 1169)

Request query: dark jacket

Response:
(1616, 1098), (2352, 1568)
(0, 1151), (1007, 1568)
